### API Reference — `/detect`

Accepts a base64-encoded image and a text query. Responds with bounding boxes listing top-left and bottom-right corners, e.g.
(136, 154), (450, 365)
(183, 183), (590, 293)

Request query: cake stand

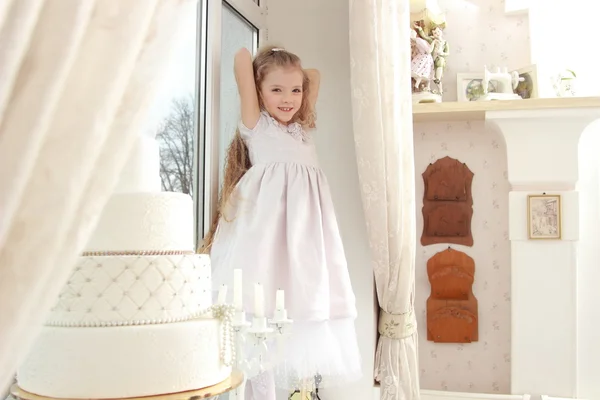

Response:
(10, 370), (244, 400)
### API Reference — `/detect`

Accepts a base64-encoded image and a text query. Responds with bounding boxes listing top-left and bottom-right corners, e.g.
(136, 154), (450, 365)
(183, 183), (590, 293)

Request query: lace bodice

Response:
(238, 112), (319, 168)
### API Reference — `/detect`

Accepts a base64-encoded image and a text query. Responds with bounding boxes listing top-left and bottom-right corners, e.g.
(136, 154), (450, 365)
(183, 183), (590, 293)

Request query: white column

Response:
(486, 108), (600, 398)
(576, 125), (600, 400)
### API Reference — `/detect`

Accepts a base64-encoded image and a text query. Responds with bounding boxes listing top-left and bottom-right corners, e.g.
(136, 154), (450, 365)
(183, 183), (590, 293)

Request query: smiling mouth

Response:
(278, 107), (293, 112)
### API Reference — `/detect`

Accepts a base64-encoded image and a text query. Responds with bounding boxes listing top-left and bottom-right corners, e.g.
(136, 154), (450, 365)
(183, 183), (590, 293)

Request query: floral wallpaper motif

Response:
(414, 120), (511, 393)
(413, 0), (530, 391)
(436, 0), (530, 102)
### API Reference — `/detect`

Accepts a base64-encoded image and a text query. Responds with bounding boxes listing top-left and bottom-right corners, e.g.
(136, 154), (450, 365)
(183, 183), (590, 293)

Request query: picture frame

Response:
(456, 73), (499, 102)
(515, 64), (539, 99)
(527, 194), (561, 240)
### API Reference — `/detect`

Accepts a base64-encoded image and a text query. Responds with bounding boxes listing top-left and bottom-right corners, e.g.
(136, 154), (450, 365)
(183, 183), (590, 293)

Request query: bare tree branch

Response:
(156, 95), (195, 196)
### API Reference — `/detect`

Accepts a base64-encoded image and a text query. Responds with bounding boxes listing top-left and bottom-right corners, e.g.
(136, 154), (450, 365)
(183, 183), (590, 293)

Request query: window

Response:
(136, 0), (264, 243)
(146, 3), (200, 197)
(198, 0), (266, 240)
(218, 4), (258, 188)
(139, 1), (204, 244)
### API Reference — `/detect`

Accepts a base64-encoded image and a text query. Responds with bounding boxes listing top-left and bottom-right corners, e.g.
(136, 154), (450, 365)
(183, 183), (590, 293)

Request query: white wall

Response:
(413, 121), (511, 393)
(435, 0), (530, 102)
(528, 1), (600, 98)
(265, 0), (378, 399)
(413, 0), (528, 390)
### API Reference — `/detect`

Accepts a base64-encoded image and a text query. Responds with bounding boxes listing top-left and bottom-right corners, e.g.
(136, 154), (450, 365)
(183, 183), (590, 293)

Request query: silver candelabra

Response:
(216, 272), (294, 400)
(227, 307), (293, 399)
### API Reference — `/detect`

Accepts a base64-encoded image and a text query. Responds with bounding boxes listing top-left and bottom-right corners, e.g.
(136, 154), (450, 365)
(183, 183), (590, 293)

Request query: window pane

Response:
(219, 3), (257, 188)
(145, 2), (199, 197)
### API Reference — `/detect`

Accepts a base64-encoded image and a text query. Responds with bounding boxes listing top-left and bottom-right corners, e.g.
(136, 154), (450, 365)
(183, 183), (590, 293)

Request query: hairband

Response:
(271, 48), (285, 52)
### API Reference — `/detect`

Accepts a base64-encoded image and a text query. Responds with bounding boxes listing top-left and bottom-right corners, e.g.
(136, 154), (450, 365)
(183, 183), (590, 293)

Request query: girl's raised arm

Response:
(234, 47), (260, 129)
(304, 68), (321, 111)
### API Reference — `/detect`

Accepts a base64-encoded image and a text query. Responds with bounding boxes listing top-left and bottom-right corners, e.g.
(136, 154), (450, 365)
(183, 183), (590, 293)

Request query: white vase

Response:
(559, 79), (577, 97)
(552, 71), (577, 97)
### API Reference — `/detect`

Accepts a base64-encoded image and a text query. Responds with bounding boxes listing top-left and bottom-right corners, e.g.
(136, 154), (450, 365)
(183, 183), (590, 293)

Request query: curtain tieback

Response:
(378, 308), (417, 339)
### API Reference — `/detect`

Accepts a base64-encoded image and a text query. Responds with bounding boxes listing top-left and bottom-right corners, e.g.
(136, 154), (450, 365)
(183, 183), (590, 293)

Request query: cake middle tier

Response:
(47, 254), (212, 326)
(85, 192), (194, 252)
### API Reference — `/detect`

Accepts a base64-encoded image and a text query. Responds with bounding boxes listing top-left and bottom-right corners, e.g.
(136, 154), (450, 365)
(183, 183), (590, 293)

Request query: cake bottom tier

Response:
(17, 318), (231, 399)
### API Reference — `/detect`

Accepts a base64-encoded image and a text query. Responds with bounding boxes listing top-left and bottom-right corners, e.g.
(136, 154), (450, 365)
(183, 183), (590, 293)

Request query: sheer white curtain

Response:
(0, 0), (195, 393)
(348, 0), (420, 399)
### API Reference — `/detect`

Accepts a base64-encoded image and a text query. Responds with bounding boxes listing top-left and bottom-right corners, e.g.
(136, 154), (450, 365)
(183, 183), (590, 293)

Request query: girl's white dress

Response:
(210, 111), (362, 392)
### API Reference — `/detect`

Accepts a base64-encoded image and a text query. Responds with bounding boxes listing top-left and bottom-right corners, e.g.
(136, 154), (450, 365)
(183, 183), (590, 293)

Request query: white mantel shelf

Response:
(412, 97), (600, 123)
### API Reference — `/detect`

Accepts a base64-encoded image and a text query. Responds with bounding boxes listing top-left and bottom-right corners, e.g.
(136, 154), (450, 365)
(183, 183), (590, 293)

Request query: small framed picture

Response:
(527, 194), (561, 240)
(515, 64), (539, 99)
(456, 73), (498, 102)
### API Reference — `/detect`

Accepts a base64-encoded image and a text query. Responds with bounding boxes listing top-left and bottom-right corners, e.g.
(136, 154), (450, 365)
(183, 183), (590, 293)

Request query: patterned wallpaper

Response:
(413, 0), (530, 392)
(436, 0), (530, 102)
(414, 121), (511, 393)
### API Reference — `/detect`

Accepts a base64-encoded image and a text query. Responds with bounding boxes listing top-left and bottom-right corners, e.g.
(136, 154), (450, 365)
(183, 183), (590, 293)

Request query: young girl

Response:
(202, 45), (361, 398)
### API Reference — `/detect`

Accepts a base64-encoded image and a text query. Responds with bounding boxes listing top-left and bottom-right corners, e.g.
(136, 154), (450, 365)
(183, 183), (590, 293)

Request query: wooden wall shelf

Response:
(426, 248), (478, 343)
(412, 97), (600, 123)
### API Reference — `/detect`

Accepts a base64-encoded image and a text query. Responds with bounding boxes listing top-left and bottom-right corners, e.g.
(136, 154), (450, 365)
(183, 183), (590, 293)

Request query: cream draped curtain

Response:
(0, 0), (195, 393)
(348, 0), (420, 399)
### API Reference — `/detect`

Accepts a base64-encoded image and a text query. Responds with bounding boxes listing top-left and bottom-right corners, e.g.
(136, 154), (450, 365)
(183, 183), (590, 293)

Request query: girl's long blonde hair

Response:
(200, 45), (316, 254)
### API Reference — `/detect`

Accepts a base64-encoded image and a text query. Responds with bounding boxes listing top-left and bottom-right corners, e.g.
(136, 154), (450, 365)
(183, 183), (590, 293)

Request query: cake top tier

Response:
(86, 135), (195, 253)
(85, 192), (194, 253)
(115, 136), (162, 194)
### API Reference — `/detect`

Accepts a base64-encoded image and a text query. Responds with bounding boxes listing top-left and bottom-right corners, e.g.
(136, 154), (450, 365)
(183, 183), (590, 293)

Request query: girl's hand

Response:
(234, 47), (260, 130)
(304, 69), (321, 110)
(235, 47), (251, 59)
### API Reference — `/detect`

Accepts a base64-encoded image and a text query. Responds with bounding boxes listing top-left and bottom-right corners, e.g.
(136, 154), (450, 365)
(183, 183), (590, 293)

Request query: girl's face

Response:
(260, 66), (304, 124)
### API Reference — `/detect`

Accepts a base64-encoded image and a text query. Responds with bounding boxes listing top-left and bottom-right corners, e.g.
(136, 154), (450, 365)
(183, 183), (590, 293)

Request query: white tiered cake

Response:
(17, 136), (232, 399)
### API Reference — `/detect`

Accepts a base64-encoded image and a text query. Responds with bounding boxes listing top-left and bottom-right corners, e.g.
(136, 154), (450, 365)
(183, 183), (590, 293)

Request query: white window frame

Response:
(195, 0), (267, 244)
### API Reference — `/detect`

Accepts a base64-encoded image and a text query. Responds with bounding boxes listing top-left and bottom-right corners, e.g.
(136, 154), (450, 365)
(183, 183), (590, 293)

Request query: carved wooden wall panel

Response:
(421, 156), (474, 246)
(427, 248), (478, 343)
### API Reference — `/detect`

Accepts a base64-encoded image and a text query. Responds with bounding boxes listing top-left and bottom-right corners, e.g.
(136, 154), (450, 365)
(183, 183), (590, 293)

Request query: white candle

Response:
(254, 283), (264, 318)
(275, 289), (285, 311)
(233, 269), (243, 311)
(217, 284), (227, 304)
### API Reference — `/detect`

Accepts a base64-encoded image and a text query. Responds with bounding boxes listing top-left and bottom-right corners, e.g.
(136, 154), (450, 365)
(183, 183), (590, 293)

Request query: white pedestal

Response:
(486, 107), (600, 399)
